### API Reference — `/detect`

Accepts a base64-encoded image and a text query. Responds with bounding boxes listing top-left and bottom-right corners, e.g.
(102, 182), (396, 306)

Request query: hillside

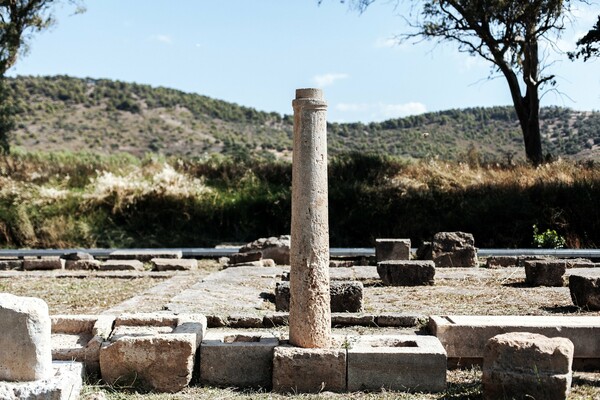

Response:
(5, 75), (600, 161)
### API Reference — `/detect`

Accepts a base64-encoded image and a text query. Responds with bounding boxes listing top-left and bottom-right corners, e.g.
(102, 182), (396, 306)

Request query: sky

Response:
(6, 0), (600, 123)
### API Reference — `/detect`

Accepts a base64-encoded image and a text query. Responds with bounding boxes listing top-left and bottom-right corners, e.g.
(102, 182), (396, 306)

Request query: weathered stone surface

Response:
(227, 259), (275, 268)
(263, 313), (289, 327)
(51, 315), (104, 376)
(23, 257), (64, 271)
(525, 260), (567, 287)
(109, 250), (182, 262)
(200, 331), (279, 388)
(375, 314), (422, 327)
(0, 260), (23, 270)
(347, 335), (447, 392)
(99, 259), (144, 271)
(569, 274), (600, 310)
(151, 258), (198, 271)
(100, 334), (196, 393)
(483, 332), (574, 400)
(272, 345), (346, 393)
(375, 238), (411, 262)
(275, 281), (363, 312)
(239, 235), (290, 265)
(228, 251), (262, 265)
(64, 259), (101, 270)
(0, 361), (83, 400)
(227, 314), (264, 328)
(563, 258), (596, 268)
(430, 315), (600, 362)
(331, 313), (375, 327)
(432, 232), (478, 268)
(62, 252), (94, 261)
(485, 256), (519, 268)
(0, 293), (52, 381)
(377, 260), (435, 286)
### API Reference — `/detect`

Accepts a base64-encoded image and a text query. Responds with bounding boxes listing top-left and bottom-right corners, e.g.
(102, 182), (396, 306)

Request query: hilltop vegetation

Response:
(5, 75), (600, 161)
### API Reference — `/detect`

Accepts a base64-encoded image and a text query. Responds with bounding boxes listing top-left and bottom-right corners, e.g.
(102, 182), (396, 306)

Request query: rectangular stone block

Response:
(347, 335), (447, 392)
(100, 313), (206, 393)
(0, 259), (23, 270)
(64, 259), (101, 270)
(99, 259), (145, 271)
(485, 256), (518, 268)
(0, 361), (83, 400)
(272, 345), (346, 393)
(0, 293), (52, 381)
(375, 314), (422, 327)
(275, 281), (363, 312)
(377, 260), (435, 286)
(525, 260), (566, 287)
(200, 331), (279, 388)
(430, 315), (600, 365)
(109, 250), (182, 262)
(23, 258), (64, 271)
(376, 238), (411, 262)
(151, 258), (198, 271)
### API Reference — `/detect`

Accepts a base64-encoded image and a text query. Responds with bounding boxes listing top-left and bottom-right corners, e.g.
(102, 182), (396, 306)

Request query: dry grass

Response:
(0, 276), (165, 314)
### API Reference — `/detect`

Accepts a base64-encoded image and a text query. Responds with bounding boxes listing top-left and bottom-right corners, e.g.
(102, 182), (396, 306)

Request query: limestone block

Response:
(100, 334), (196, 393)
(347, 335), (447, 392)
(432, 232), (478, 268)
(483, 332), (574, 400)
(0, 293), (52, 381)
(0, 260), (23, 270)
(99, 259), (144, 271)
(64, 259), (101, 270)
(263, 313), (289, 327)
(375, 314), (422, 327)
(228, 251), (262, 265)
(569, 274), (600, 310)
(227, 259), (275, 268)
(151, 258), (198, 271)
(485, 256), (519, 268)
(51, 315), (105, 376)
(272, 346), (346, 393)
(200, 331), (279, 388)
(525, 260), (567, 286)
(331, 313), (375, 327)
(109, 250), (182, 262)
(375, 238), (411, 262)
(239, 235), (290, 265)
(226, 314), (264, 328)
(377, 260), (435, 286)
(0, 361), (83, 400)
(23, 257), (64, 271)
(275, 281), (363, 312)
(62, 252), (94, 261)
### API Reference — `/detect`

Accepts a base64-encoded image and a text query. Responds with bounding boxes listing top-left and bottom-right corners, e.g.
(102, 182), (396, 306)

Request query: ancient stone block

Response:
(375, 314), (422, 327)
(151, 258), (198, 271)
(347, 335), (447, 392)
(226, 259), (275, 268)
(99, 313), (206, 393)
(375, 238), (411, 262)
(0, 259), (23, 270)
(62, 252), (94, 261)
(275, 281), (363, 312)
(23, 257), (64, 271)
(377, 260), (435, 286)
(0, 361), (83, 400)
(109, 250), (182, 262)
(64, 259), (101, 270)
(569, 274), (600, 311)
(0, 293), (53, 381)
(272, 346), (346, 393)
(525, 260), (567, 287)
(483, 332), (574, 400)
(99, 259), (144, 271)
(331, 313), (375, 327)
(432, 232), (478, 268)
(485, 256), (518, 268)
(239, 235), (290, 265)
(228, 251), (262, 265)
(200, 331), (279, 388)
(227, 314), (264, 328)
(263, 313), (289, 327)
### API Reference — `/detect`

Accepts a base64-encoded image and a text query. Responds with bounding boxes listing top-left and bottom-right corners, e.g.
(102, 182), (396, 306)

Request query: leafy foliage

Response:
(532, 224), (566, 249)
(569, 15), (600, 61)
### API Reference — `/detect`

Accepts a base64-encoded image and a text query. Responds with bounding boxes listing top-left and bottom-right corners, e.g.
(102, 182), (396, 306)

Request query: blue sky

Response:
(7, 0), (600, 122)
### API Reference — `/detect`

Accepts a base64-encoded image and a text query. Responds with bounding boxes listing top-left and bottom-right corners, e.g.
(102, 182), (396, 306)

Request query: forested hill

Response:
(5, 75), (600, 161)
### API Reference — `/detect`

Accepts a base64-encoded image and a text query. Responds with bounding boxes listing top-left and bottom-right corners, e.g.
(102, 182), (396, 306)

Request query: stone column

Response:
(289, 88), (331, 348)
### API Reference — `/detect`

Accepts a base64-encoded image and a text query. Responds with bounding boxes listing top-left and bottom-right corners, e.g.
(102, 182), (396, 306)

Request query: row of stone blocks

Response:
(0, 256), (197, 271)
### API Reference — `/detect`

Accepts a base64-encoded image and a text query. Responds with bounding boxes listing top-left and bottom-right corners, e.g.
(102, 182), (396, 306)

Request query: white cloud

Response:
(335, 101), (427, 120)
(151, 34), (173, 44)
(312, 73), (349, 87)
(375, 36), (399, 48)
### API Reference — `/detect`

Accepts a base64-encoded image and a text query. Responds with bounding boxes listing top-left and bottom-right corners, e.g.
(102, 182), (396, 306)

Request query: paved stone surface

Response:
(0, 361), (83, 400)
(483, 332), (573, 400)
(166, 266), (284, 316)
(0, 293), (52, 381)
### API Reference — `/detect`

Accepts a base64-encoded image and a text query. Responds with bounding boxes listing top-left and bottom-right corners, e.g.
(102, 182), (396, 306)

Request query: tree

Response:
(341, 0), (578, 165)
(569, 15), (600, 61)
(0, 0), (83, 154)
